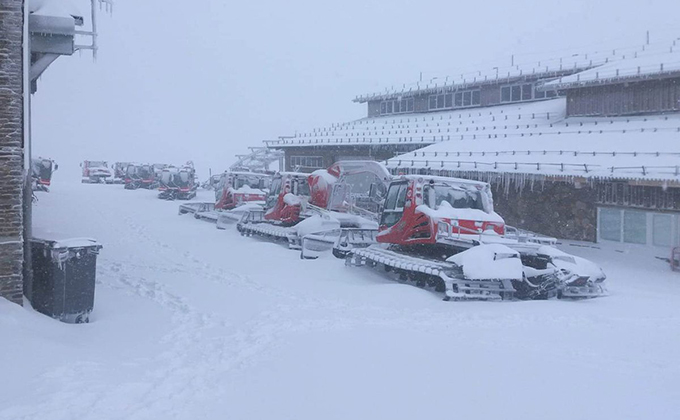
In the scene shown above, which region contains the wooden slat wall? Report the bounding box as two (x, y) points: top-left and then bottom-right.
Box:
(567, 78), (680, 117)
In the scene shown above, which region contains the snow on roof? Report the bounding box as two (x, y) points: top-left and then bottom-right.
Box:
(385, 102), (680, 184)
(30, 0), (82, 19)
(229, 171), (270, 177)
(353, 40), (676, 103)
(265, 99), (566, 149)
(397, 174), (490, 189)
(545, 42), (680, 89)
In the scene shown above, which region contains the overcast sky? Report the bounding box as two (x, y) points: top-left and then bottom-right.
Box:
(31, 0), (680, 179)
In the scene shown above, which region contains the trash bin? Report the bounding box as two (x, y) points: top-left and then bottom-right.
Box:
(28, 237), (102, 323)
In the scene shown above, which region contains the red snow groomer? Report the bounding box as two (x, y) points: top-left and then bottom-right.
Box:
(237, 161), (393, 259)
(112, 162), (131, 184)
(181, 171), (272, 225)
(305, 161), (392, 258)
(236, 172), (316, 248)
(158, 165), (197, 200)
(81, 160), (113, 184)
(124, 164), (156, 190)
(215, 172), (269, 211)
(31, 157), (57, 191)
(347, 175), (607, 301)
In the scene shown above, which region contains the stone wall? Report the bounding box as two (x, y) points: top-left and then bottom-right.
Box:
(0, 0), (25, 304)
(491, 181), (598, 242)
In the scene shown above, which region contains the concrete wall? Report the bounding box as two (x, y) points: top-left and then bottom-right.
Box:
(0, 0), (25, 304)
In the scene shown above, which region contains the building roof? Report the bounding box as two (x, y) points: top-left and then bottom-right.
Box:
(544, 42), (680, 90)
(30, 0), (82, 19)
(265, 99), (567, 149)
(384, 99), (680, 184)
(352, 41), (674, 104)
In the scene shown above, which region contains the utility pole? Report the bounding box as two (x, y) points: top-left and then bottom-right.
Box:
(646, 30), (650, 46)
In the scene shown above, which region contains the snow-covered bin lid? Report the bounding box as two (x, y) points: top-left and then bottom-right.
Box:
(31, 236), (102, 250)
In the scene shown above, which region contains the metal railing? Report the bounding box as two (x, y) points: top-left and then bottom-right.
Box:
(389, 159), (680, 177)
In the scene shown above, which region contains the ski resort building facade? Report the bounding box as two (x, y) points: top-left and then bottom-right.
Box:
(0, 1), (109, 304)
(266, 42), (680, 254)
(0, 0), (25, 304)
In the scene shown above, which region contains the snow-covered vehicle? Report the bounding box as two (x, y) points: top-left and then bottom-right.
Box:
(237, 162), (392, 259)
(124, 164), (156, 190)
(31, 157), (57, 191)
(178, 171), (271, 225)
(152, 163), (171, 183)
(236, 172), (342, 254)
(112, 162), (131, 184)
(303, 161), (392, 258)
(158, 165), (197, 200)
(201, 174), (222, 190)
(81, 160), (113, 184)
(346, 175), (607, 300)
(215, 171), (269, 211)
(213, 171), (270, 226)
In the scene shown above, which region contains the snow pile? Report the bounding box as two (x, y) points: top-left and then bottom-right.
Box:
(30, 0), (81, 18)
(3, 183), (680, 419)
(447, 244), (523, 280)
(293, 215), (341, 237)
(310, 169), (338, 186)
(283, 193), (302, 206)
(539, 245), (606, 280)
(416, 202), (504, 223)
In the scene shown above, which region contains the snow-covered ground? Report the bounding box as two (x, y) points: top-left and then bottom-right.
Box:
(2, 182), (680, 420)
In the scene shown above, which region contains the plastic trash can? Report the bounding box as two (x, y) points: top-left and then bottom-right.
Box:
(29, 237), (102, 323)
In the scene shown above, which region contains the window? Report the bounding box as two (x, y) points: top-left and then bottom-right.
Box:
(290, 156), (323, 169)
(382, 182), (408, 227)
(623, 211), (647, 244)
(502, 82), (559, 103)
(511, 85), (521, 102)
(501, 86), (511, 102)
(463, 91), (472, 106)
(599, 208), (622, 241)
(423, 185), (485, 211)
(652, 214), (672, 247)
(429, 89), (480, 110)
(472, 90), (481, 105)
(379, 98), (415, 115)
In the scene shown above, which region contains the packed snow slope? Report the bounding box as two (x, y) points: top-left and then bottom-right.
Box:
(2, 182), (680, 420)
